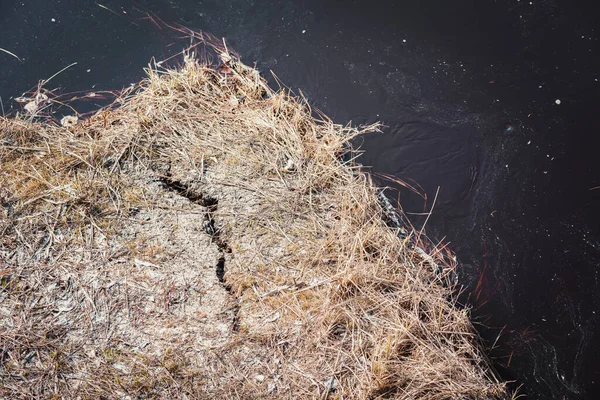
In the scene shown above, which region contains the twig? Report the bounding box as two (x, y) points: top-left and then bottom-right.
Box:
(0, 47), (21, 62)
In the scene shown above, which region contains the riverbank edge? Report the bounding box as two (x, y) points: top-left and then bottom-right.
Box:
(0, 39), (509, 399)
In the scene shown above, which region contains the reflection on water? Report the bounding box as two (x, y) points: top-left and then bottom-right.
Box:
(357, 121), (480, 220)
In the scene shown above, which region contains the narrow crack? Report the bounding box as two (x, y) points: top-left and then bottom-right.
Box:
(158, 177), (230, 268)
(158, 176), (239, 331)
(215, 256), (225, 283)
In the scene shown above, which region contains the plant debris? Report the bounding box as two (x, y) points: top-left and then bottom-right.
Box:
(0, 37), (509, 399)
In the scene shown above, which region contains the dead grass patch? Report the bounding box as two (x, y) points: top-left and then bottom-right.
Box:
(1, 37), (509, 399)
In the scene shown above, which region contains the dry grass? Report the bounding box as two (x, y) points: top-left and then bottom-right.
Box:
(1, 37), (509, 399)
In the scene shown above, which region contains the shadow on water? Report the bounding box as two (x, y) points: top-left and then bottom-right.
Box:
(1, 0), (600, 398)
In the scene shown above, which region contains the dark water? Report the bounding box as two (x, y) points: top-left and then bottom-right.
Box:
(1, 1), (599, 398)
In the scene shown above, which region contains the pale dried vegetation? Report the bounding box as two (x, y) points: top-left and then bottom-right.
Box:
(0, 38), (509, 399)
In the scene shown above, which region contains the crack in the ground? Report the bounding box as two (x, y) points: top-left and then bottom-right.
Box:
(215, 255), (225, 283)
(158, 176), (240, 331)
(158, 177), (229, 250)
